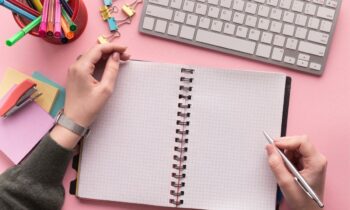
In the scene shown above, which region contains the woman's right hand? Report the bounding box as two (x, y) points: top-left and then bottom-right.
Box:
(266, 136), (327, 210)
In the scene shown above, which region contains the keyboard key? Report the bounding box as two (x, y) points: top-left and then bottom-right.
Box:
(258, 5), (270, 17)
(142, 17), (155, 30)
(220, 0), (232, 8)
(233, 12), (245, 24)
(298, 53), (310, 61)
(183, 0), (195, 12)
(248, 29), (261, 41)
(292, 0), (304, 12)
(186, 14), (198, 26)
(305, 3), (316, 15)
(220, 9), (233, 21)
(286, 38), (298, 50)
(297, 59), (308, 67)
(245, 2), (257, 14)
(196, 29), (256, 54)
(256, 43), (272, 58)
(155, 19), (167, 33)
(232, 0), (245, 11)
(317, 7), (335, 20)
(320, 20), (332, 32)
(270, 8), (282, 20)
(246, 15), (257, 27)
(295, 27), (307, 39)
(266, 0), (278, 6)
(298, 41), (326, 56)
(223, 23), (236, 35)
(284, 56), (296, 64)
(254, 0), (265, 3)
(295, 14), (307, 26)
(174, 11), (186, 23)
(199, 17), (211, 28)
(257, 18), (270, 30)
(208, 0), (219, 5)
(149, 0), (169, 6)
(308, 17), (320, 29)
(211, 20), (224, 32)
(282, 24), (295, 36)
(326, 0), (337, 8)
(195, 3), (207, 15)
(167, 22), (180, 36)
(236, 26), (248, 38)
(180, 25), (195, 39)
(308, 30), (329, 44)
(283, 11), (295, 23)
(271, 47), (284, 61)
(279, 0), (292, 9)
(170, 0), (182, 8)
(146, 5), (173, 20)
(261, 32), (273, 44)
(313, 0), (325, 5)
(273, 35), (286, 47)
(208, 6), (220, 18)
(270, 21), (282, 33)
(310, 62), (322, 70)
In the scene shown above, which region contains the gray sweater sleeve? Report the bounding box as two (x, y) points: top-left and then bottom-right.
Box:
(0, 134), (73, 210)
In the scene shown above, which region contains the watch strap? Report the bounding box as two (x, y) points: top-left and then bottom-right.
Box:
(55, 110), (90, 137)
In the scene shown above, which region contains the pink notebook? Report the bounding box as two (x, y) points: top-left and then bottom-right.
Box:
(0, 86), (54, 164)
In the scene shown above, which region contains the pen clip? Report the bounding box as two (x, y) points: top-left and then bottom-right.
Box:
(294, 177), (313, 199)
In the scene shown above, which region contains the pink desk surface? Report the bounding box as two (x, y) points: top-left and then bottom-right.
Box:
(0, 1), (349, 209)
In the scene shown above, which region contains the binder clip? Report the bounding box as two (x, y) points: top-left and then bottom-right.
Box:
(97, 32), (120, 44)
(100, 5), (118, 21)
(107, 16), (131, 32)
(0, 79), (42, 118)
(121, 0), (143, 18)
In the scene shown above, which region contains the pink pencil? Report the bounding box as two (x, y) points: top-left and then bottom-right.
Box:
(38, 0), (50, 37)
(53, 0), (61, 38)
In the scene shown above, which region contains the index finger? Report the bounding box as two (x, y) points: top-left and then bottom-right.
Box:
(81, 44), (127, 65)
(274, 135), (318, 158)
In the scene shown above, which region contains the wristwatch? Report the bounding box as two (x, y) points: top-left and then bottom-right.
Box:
(54, 109), (90, 138)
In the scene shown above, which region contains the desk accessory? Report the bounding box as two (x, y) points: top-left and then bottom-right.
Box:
(70, 61), (291, 210)
(0, 79), (41, 118)
(139, 0), (342, 75)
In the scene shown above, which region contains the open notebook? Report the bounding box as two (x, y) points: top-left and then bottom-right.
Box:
(71, 61), (291, 210)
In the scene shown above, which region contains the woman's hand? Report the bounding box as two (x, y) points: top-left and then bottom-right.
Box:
(50, 43), (130, 149)
(266, 136), (327, 210)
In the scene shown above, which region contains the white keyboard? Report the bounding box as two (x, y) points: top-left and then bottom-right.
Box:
(139, 0), (341, 75)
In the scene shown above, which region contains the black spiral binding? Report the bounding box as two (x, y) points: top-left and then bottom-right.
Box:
(169, 68), (194, 207)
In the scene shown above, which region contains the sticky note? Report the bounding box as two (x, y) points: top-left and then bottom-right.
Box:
(32, 72), (66, 117)
(0, 85), (54, 164)
(0, 69), (59, 113)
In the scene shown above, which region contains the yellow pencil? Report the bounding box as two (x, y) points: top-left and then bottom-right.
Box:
(31, 0), (43, 12)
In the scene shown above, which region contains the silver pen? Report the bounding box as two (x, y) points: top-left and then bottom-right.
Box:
(263, 131), (324, 208)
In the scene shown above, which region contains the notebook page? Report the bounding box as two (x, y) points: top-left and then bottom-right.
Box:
(182, 68), (286, 210)
(77, 61), (181, 207)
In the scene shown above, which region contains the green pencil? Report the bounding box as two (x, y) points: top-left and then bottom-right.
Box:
(6, 16), (42, 46)
(62, 8), (77, 32)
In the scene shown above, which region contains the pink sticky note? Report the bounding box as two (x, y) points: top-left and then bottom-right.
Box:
(0, 86), (54, 164)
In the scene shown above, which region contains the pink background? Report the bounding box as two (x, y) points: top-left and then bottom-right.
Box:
(0, 0), (349, 209)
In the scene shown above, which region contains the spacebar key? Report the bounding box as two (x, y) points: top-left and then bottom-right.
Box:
(195, 29), (256, 54)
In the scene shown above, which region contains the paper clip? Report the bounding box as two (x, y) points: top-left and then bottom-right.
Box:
(121, 0), (143, 18)
(103, 0), (117, 6)
(100, 5), (118, 21)
(0, 79), (42, 118)
(107, 16), (131, 32)
(97, 32), (120, 44)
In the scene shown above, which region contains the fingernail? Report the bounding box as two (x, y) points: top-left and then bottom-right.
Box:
(113, 52), (120, 61)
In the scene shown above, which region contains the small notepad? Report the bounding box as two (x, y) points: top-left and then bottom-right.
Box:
(74, 61), (291, 210)
(0, 85), (54, 164)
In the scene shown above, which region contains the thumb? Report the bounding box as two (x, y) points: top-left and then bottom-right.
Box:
(100, 52), (120, 92)
(266, 144), (295, 188)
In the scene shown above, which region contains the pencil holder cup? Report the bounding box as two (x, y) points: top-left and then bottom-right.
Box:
(13, 0), (88, 44)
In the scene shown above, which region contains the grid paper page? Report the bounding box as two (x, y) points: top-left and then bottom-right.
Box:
(182, 68), (287, 210)
(77, 61), (182, 207)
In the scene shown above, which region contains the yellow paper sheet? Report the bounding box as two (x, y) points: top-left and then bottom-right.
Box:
(0, 68), (59, 113)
